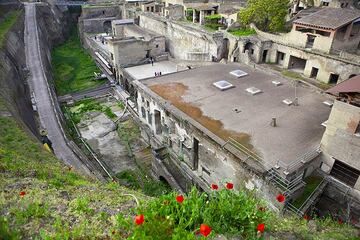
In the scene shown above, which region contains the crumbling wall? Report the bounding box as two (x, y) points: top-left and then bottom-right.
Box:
(135, 85), (283, 210)
(139, 13), (220, 61)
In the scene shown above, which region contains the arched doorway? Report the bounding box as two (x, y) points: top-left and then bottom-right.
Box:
(349, 74), (357, 79)
(103, 20), (111, 34)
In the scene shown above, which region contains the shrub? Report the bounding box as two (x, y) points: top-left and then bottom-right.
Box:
(128, 187), (270, 239)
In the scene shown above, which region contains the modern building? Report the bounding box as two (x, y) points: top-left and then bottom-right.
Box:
(131, 62), (333, 208)
(235, 8), (360, 84)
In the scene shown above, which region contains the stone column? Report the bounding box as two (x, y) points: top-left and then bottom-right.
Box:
(199, 10), (204, 25)
(193, 10), (196, 23)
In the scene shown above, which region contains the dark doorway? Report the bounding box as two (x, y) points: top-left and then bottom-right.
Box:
(222, 38), (230, 60)
(310, 67), (319, 78)
(330, 160), (360, 187)
(103, 20), (111, 33)
(289, 55), (307, 70)
(243, 42), (254, 53)
(349, 74), (357, 79)
(329, 73), (339, 84)
(154, 110), (162, 134)
(276, 51), (285, 64)
(145, 50), (151, 58)
(306, 34), (316, 48)
(192, 138), (199, 170)
(262, 50), (268, 63)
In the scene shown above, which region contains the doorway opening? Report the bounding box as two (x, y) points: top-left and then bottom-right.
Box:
(329, 73), (339, 84)
(310, 67), (319, 79)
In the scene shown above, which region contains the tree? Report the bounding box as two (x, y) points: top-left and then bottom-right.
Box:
(239, 0), (289, 32)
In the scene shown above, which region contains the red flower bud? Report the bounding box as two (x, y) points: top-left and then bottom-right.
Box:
(199, 224), (212, 237)
(134, 214), (144, 225)
(257, 223), (265, 233)
(304, 214), (310, 221)
(276, 194), (285, 203)
(19, 191), (26, 197)
(226, 182), (234, 190)
(259, 206), (266, 212)
(176, 195), (184, 204)
(211, 184), (218, 190)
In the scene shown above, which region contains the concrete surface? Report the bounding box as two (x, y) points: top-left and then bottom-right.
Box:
(24, 3), (91, 175)
(141, 63), (332, 168)
(125, 61), (184, 80)
(78, 112), (136, 174)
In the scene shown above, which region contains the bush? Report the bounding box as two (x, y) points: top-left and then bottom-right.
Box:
(128, 187), (270, 239)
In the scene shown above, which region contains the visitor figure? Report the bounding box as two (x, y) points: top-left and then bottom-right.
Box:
(155, 72), (157, 76)
(150, 57), (154, 66)
(160, 72), (162, 76)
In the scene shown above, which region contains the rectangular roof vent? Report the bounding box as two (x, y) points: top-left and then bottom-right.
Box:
(246, 87), (262, 95)
(272, 80), (282, 86)
(213, 80), (235, 91)
(323, 100), (333, 107)
(230, 70), (248, 78)
(283, 99), (293, 105)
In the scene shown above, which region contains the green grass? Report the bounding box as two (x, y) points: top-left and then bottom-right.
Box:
(0, 11), (20, 48)
(68, 98), (117, 124)
(52, 28), (105, 95)
(292, 176), (323, 209)
(0, 112), (147, 239)
(228, 28), (257, 37)
(281, 70), (307, 81)
(204, 23), (224, 32)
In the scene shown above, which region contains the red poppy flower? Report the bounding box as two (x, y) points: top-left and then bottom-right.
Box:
(176, 195), (184, 204)
(259, 206), (266, 212)
(257, 223), (265, 233)
(276, 194), (285, 203)
(199, 224), (212, 237)
(304, 215), (310, 221)
(134, 214), (144, 225)
(338, 219), (343, 224)
(226, 182), (234, 190)
(19, 191), (26, 197)
(211, 184), (218, 190)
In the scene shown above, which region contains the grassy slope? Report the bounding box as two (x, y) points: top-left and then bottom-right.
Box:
(0, 114), (147, 239)
(52, 28), (105, 95)
(0, 110), (358, 239)
(0, 10), (20, 48)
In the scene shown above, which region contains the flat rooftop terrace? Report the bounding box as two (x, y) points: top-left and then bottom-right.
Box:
(125, 61), (186, 80)
(139, 63), (332, 169)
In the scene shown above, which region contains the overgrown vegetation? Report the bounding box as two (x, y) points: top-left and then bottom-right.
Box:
(186, 8), (193, 21)
(228, 28), (257, 37)
(292, 176), (323, 209)
(0, 10), (20, 48)
(239, 0), (288, 32)
(116, 169), (172, 197)
(52, 28), (105, 95)
(67, 98), (117, 124)
(0, 114), (147, 239)
(204, 14), (224, 31)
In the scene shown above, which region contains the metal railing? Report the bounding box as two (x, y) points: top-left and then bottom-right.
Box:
(275, 146), (321, 174)
(267, 168), (305, 197)
(286, 177), (328, 216)
(225, 137), (263, 163)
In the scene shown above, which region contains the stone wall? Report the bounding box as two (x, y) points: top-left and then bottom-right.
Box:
(320, 100), (360, 177)
(134, 82), (284, 210)
(109, 35), (166, 67)
(138, 13), (221, 61)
